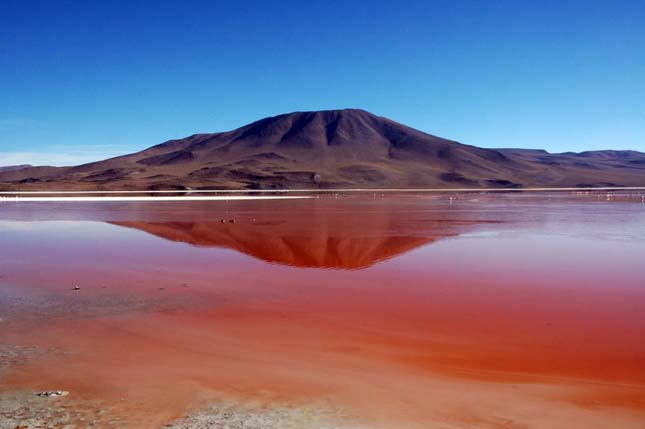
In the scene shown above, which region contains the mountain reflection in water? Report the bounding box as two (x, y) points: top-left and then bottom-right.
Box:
(109, 199), (496, 269)
(1, 194), (645, 429)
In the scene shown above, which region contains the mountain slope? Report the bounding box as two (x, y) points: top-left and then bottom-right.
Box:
(0, 164), (32, 173)
(1, 109), (644, 190)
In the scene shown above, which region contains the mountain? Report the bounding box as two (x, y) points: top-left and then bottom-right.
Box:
(1, 109), (643, 190)
(0, 164), (32, 173)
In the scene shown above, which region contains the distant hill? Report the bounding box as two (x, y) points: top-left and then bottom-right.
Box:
(1, 109), (643, 190)
(0, 164), (32, 173)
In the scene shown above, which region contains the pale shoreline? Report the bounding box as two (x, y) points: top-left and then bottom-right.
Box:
(0, 195), (314, 202)
(1, 187), (643, 202)
(0, 186), (644, 196)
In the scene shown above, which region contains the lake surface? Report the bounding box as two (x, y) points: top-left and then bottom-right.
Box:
(1, 192), (644, 428)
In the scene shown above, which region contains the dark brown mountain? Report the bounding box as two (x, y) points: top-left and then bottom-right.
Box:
(1, 109), (643, 190)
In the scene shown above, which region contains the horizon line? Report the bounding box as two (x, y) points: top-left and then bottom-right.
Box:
(1, 186), (645, 197)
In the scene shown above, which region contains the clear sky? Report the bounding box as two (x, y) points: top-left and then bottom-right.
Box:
(1, 0), (644, 166)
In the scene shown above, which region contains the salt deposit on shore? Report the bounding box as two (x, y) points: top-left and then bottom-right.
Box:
(0, 195), (313, 202)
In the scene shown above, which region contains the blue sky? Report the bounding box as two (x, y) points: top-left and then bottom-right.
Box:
(1, 0), (644, 166)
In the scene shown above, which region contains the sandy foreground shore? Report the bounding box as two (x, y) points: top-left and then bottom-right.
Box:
(0, 390), (361, 429)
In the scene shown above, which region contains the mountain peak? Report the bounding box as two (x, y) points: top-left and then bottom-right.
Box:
(270, 108), (373, 118)
(1, 110), (644, 191)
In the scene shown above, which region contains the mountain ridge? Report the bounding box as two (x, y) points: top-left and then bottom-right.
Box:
(1, 109), (643, 190)
(0, 164), (33, 173)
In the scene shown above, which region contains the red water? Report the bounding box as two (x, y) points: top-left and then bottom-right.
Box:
(1, 193), (644, 428)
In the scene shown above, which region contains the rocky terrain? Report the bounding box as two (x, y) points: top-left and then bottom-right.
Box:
(165, 402), (360, 429)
